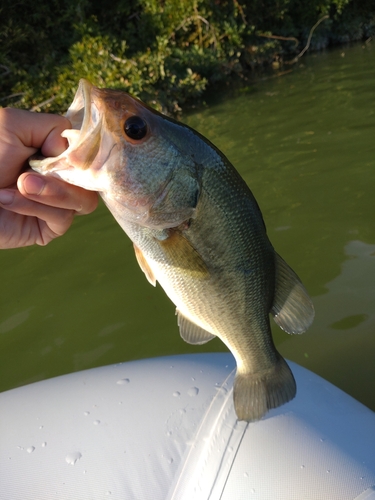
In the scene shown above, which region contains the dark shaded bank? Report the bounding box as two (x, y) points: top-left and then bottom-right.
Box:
(1, 0), (374, 113)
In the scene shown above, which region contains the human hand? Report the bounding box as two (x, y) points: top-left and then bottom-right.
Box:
(0, 108), (98, 249)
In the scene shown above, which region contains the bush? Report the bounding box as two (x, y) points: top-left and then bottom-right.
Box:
(1, 0), (374, 113)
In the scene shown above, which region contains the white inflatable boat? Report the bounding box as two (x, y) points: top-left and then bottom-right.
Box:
(1, 353), (374, 499)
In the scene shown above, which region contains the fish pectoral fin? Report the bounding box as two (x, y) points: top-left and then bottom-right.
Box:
(159, 230), (209, 279)
(133, 244), (157, 286)
(271, 253), (315, 334)
(177, 310), (216, 345)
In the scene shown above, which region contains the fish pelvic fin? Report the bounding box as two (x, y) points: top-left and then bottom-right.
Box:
(177, 310), (216, 345)
(133, 244), (157, 286)
(233, 356), (296, 422)
(271, 253), (315, 334)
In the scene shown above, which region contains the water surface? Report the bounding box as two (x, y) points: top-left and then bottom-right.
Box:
(1, 43), (374, 410)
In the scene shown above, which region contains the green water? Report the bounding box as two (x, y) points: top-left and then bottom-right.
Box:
(1, 43), (374, 411)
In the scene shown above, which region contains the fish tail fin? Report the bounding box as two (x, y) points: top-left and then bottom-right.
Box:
(233, 356), (296, 422)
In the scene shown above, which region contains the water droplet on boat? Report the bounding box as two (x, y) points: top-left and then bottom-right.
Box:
(244, 472), (249, 478)
(117, 378), (130, 385)
(42, 442), (47, 448)
(26, 446), (35, 454)
(84, 411), (90, 416)
(93, 420), (101, 425)
(188, 387), (199, 397)
(251, 488), (256, 494)
(173, 391), (180, 397)
(168, 458), (174, 464)
(65, 452), (82, 465)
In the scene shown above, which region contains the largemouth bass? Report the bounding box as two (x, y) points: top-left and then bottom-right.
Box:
(30, 79), (314, 421)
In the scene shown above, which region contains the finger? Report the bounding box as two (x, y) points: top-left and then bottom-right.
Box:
(0, 208), (28, 249)
(0, 109), (71, 187)
(0, 188), (75, 237)
(0, 108), (71, 156)
(17, 172), (98, 215)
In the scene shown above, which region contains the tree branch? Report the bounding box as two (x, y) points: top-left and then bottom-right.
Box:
(286, 15), (329, 64)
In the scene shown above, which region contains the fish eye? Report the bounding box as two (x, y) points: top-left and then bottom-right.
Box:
(124, 116), (147, 140)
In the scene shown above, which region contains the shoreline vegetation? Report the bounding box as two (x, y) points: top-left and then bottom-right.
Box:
(1, 0), (374, 115)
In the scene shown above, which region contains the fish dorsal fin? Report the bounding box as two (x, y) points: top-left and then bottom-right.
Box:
(133, 244), (156, 286)
(177, 310), (216, 345)
(271, 253), (315, 334)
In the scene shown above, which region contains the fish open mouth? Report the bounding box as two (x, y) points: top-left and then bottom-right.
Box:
(29, 79), (102, 177)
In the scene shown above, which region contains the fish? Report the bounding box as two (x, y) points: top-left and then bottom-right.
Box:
(30, 79), (314, 421)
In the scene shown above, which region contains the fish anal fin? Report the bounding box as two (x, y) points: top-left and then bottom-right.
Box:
(271, 253), (315, 334)
(133, 244), (156, 286)
(177, 310), (216, 345)
(234, 356), (296, 421)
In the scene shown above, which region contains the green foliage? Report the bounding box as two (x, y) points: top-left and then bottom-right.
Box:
(1, 0), (374, 113)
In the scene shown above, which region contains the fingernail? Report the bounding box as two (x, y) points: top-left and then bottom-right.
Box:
(23, 174), (46, 195)
(0, 190), (15, 205)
